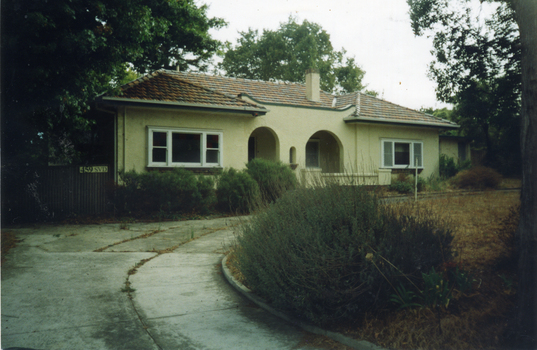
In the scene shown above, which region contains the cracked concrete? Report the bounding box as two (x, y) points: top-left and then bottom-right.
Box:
(2, 216), (337, 350)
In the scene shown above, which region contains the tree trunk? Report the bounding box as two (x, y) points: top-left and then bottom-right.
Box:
(511, 1), (537, 348)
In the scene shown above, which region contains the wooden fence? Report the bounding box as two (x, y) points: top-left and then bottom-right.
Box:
(2, 165), (113, 223)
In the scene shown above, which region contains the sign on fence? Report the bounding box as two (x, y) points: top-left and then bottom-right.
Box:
(79, 165), (109, 173)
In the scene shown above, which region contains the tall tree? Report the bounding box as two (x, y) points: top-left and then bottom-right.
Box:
(409, 0), (521, 169)
(1, 0), (225, 166)
(408, 0), (536, 347)
(510, 1), (537, 347)
(220, 17), (366, 94)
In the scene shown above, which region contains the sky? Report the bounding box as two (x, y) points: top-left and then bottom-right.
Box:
(204, 0), (447, 111)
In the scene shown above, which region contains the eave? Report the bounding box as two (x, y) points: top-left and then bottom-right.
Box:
(343, 116), (460, 130)
(97, 96), (268, 116)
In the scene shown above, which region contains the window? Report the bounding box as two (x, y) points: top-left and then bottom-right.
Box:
(306, 139), (320, 168)
(148, 127), (223, 167)
(382, 139), (423, 168)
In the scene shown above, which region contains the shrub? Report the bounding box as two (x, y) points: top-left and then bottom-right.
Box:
(389, 173), (424, 193)
(451, 166), (502, 190)
(440, 154), (459, 178)
(116, 168), (216, 215)
(246, 158), (297, 202)
(234, 184), (453, 325)
(216, 168), (260, 213)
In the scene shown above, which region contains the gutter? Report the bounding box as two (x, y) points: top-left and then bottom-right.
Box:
(98, 96), (268, 116)
(343, 116), (460, 130)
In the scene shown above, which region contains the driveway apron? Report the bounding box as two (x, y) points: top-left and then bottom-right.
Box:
(1, 217), (326, 350)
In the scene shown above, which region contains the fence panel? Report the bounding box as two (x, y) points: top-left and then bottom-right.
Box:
(2, 165), (113, 223)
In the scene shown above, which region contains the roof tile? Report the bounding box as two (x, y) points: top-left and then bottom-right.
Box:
(114, 70), (457, 128)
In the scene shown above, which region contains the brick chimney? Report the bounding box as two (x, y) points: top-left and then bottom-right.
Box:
(305, 69), (320, 102)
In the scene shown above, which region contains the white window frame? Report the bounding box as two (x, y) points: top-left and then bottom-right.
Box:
(147, 127), (223, 168)
(381, 138), (423, 169)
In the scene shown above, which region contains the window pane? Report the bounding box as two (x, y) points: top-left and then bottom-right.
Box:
(383, 141), (393, 167)
(206, 134), (219, 149)
(152, 148), (166, 163)
(306, 141), (319, 168)
(413, 143), (423, 167)
(206, 150), (219, 163)
(394, 143), (410, 165)
(172, 133), (201, 163)
(153, 132), (167, 147)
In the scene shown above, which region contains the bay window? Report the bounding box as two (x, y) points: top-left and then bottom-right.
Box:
(148, 127), (223, 167)
(382, 139), (423, 168)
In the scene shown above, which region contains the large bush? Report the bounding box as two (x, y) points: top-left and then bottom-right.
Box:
(246, 158), (297, 202)
(116, 168), (215, 215)
(216, 168), (260, 213)
(234, 184), (453, 325)
(451, 166), (502, 190)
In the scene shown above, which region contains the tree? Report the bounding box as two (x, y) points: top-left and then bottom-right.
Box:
(1, 0), (225, 166)
(219, 17), (366, 94)
(409, 0), (521, 170)
(510, 1), (537, 348)
(408, 0), (536, 347)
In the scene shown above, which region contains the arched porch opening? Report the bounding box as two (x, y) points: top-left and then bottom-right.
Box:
(248, 127), (279, 163)
(305, 130), (342, 173)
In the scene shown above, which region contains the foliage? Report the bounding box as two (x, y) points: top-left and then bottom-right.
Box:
(388, 173), (424, 194)
(115, 168), (216, 215)
(408, 0), (521, 171)
(1, 0), (225, 166)
(439, 154), (459, 179)
(439, 154), (472, 179)
(389, 284), (421, 310)
(216, 168), (260, 214)
(220, 17), (366, 94)
(451, 166), (502, 190)
(234, 184), (453, 325)
(246, 158), (297, 203)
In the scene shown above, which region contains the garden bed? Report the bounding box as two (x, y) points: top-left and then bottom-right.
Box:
(227, 190), (520, 350)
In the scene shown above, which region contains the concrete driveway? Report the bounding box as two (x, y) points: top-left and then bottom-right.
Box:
(1, 217), (342, 350)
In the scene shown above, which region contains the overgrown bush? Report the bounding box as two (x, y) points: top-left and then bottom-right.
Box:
(216, 168), (260, 213)
(115, 168), (216, 215)
(246, 158), (297, 202)
(451, 166), (502, 190)
(234, 184), (453, 325)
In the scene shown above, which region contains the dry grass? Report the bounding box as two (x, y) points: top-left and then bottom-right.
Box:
(342, 191), (520, 349)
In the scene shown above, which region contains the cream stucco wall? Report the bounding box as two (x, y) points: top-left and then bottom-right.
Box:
(115, 102), (443, 181)
(440, 138), (459, 160)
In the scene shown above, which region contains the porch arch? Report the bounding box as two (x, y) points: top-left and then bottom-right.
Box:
(248, 127), (280, 162)
(305, 130), (343, 173)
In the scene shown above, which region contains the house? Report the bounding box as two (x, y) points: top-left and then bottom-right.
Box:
(95, 69), (459, 185)
(439, 135), (472, 165)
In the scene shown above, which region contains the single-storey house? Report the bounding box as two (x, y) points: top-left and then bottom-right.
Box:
(95, 69), (459, 185)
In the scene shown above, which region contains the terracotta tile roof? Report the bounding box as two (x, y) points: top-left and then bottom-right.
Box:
(114, 71), (265, 110)
(355, 92), (457, 127)
(111, 69), (457, 128)
(168, 70), (335, 108)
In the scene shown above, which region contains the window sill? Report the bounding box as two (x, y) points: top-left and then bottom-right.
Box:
(147, 166), (223, 175)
